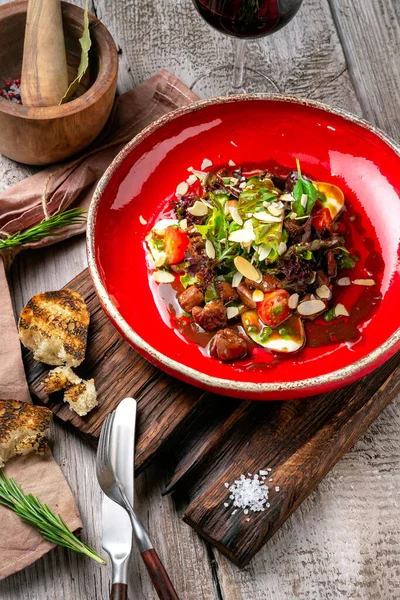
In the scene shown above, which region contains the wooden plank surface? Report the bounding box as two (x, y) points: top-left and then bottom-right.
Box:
(1, 0), (399, 598)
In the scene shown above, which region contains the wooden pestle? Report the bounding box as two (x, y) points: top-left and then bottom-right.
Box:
(21, 0), (69, 106)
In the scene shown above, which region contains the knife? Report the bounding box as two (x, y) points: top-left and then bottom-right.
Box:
(102, 398), (136, 600)
(110, 398), (180, 600)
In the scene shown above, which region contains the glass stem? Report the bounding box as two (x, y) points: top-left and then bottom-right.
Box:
(232, 39), (247, 91)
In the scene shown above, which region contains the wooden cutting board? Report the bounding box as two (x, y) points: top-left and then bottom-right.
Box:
(24, 268), (400, 567)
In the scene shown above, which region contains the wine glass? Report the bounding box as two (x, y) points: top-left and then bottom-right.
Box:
(191, 0), (304, 95)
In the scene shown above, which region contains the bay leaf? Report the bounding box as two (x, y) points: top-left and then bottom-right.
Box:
(59, 0), (92, 104)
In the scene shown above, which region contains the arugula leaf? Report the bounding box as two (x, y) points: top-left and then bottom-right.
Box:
(204, 283), (219, 302)
(180, 274), (198, 289)
(293, 159), (318, 217)
(324, 307), (337, 322)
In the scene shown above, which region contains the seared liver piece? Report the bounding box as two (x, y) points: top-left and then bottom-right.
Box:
(237, 283), (257, 309)
(327, 251), (337, 277)
(215, 281), (239, 303)
(244, 274), (280, 294)
(177, 285), (204, 313)
(192, 300), (227, 331)
(209, 328), (248, 361)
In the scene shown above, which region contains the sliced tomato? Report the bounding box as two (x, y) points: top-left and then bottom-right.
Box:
(164, 226), (189, 265)
(312, 208), (333, 233)
(257, 289), (291, 328)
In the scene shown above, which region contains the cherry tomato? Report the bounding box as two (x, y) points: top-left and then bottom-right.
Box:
(257, 289), (291, 328)
(313, 207), (332, 233)
(164, 226), (189, 265)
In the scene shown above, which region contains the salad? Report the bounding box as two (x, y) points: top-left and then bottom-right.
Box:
(145, 160), (375, 362)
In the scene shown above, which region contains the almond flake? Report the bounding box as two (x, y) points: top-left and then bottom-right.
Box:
(228, 159), (236, 166)
(252, 290), (264, 303)
(267, 205), (282, 217)
(205, 239), (216, 259)
(187, 166), (194, 172)
(307, 271), (317, 284)
(243, 219), (254, 232)
(179, 219), (188, 231)
(186, 174), (197, 185)
(337, 277), (351, 286)
(154, 253), (167, 268)
(353, 279), (376, 286)
(280, 193), (295, 203)
(252, 212), (282, 223)
(230, 140), (238, 147)
(232, 271), (243, 288)
(297, 299), (326, 316)
(139, 215), (147, 225)
(300, 194), (308, 209)
(234, 256), (261, 282)
(230, 206), (243, 225)
(239, 181), (247, 189)
(176, 181), (189, 196)
(201, 158), (213, 170)
(228, 229), (255, 244)
(258, 245), (271, 262)
(201, 199), (214, 209)
(152, 270), (175, 283)
(227, 306), (239, 320)
(152, 218), (179, 234)
(187, 201), (209, 217)
(278, 242), (287, 256)
(335, 303), (350, 317)
(288, 293), (299, 309)
(316, 285), (332, 300)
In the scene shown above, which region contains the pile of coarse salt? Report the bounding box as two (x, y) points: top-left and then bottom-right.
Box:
(223, 469), (278, 520)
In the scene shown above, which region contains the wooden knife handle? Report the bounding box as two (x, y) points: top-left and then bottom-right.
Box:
(141, 549), (180, 600)
(110, 583), (128, 600)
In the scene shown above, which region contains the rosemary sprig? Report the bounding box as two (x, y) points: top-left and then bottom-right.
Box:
(0, 470), (106, 565)
(0, 208), (86, 250)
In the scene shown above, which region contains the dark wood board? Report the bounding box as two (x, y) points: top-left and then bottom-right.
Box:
(23, 267), (400, 567)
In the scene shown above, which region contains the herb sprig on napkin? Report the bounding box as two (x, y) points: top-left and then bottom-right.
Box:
(0, 470), (106, 564)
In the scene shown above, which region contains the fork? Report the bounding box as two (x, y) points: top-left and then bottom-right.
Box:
(97, 412), (180, 600)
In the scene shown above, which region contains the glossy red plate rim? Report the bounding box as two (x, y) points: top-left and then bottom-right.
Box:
(87, 94), (400, 397)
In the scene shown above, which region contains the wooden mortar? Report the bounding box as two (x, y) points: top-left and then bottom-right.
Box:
(0, 0), (118, 165)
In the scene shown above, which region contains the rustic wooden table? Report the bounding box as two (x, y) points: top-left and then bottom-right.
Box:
(1, 0), (399, 598)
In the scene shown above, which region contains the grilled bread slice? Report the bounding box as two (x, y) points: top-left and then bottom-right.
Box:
(42, 366), (98, 417)
(18, 289), (90, 367)
(0, 400), (52, 467)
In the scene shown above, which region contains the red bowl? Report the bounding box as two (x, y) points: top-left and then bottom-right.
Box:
(87, 96), (400, 400)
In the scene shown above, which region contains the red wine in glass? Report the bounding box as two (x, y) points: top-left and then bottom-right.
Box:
(191, 0), (304, 92)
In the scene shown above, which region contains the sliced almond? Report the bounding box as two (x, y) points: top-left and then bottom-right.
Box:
(239, 181), (247, 189)
(228, 159), (236, 166)
(205, 239), (216, 259)
(252, 290), (264, 303)
(335, 303), (350, 317)
(186, 174), (197, 185)
(252, 212), (282, 223)
(300, 194), (308, 209)
(201, 199), (214, 209)
(152, 218), (179, 234)
(316, 285), (332, 300)
(179, 218), (188, 231)
(176, 181), (189, 196)
(267, 205), (282, 217)
(353, 279), (376, 286)
(154, 253), (167, 268)
(228, 229), (255, 244)
(230, 140), (238, 147)
(139, 215), (147, 225)
(230, 206), (243, 225)
(280, 193), (295, 202)
(232, 271), (243, 288)
(227, 306), (239, 320)
(187, 200), (209, 217)
(201, 158), (213, 170)
(307, 271), (317, 284)
(152, 270), (175, 284)
(234, 256), (261, 282)
(278, 242), (287, 256)
(258, 245), (271, 262)
(288, 293), (299, 310)
(243, 219), (254, 232)
(337, 277), (351, 286)
(297, 299), (326, 316)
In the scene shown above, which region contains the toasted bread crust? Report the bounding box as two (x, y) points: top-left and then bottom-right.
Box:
(0, 400), (52, 466)
(18, 289), (90, 367)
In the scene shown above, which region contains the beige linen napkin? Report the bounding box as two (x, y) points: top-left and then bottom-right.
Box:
(0, 70), (197, 580)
